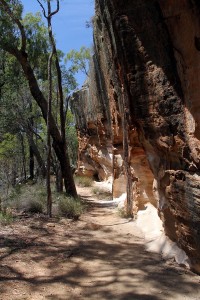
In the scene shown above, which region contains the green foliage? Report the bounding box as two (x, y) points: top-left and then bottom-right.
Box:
(0, 1), (82, 200)
(8, 183), (22, 201)
(65, 46), (91, 76)
(0, 211), (13, 225)
(0, 0), (23, 50)
(23, 12), (49, 79)
(58, 195), (83, 220)
(2, 179), (87, 218)
(61, 65), (78, 93)
(0, 11), (49, 185)
(8, 182), (46, 213)
(0, 133), (18, 158)
(74, 176), (93, 187)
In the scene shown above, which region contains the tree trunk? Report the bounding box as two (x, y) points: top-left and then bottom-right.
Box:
(28, 135), (46, 178)
(28, 104), (34, 179)
(19, 133), (27, 181)
(55, 165), (63, 193)
(29, 145), (34, 179)
(46, 8), (53, 217)
(46, 0), (76, 198)
(14, 50), (77, 197)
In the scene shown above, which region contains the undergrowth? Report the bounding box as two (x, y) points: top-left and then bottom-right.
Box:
(3, 181), (85, 219)
(117, 207), (132, 218)
(0, 211), (13, 225)
(58, 195), (84, 220)
(7, 182), (46, 214)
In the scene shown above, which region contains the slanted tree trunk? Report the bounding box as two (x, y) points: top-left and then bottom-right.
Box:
(0, 0), (77, 197)
(55, 165), (63, 193)
(19, 51), (77, 196)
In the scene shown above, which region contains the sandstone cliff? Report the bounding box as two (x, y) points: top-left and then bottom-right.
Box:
(72, 0), (200, 274)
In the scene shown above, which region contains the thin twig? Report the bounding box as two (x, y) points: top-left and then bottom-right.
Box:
(36, 0), (48, 19)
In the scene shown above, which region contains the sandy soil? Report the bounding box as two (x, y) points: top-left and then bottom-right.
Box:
(0, 185), (200, 300)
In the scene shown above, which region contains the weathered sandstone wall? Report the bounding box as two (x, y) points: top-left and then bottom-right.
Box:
(72, 0), (200, 273)
(71, 60), (113, 182)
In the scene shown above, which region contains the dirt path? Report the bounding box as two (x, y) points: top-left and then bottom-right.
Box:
(0, 186), (200, 300)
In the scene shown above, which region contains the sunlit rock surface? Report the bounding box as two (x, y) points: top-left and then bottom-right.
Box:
(72, 0), (200, 273)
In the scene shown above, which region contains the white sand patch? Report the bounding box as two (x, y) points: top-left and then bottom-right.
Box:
(92, 182), (190, 269)
(136, 203), (190, 268)
(113, 193), (127, 207)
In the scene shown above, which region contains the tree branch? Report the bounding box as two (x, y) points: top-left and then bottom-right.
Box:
(36, 0), (48, 19)
(49, 0), (59, 18)
(37, 0), (59, 19)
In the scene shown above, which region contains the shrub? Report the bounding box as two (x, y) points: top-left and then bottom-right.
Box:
(117, 207), (133, 219)
(25, 200), (43, 213)
(7, 183), (46, 214)
(58, 196), (83, 220)
(0, 211), (13, 225)
(118, 207), (128, 218)
(74, 176), (93, 187)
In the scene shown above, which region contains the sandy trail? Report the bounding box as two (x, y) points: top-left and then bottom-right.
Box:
(0, 185), (199, 300)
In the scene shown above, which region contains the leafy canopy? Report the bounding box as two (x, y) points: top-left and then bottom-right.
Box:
(65, 46), (91, 77)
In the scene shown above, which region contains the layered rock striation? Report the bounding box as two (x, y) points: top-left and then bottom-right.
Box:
(72, 0), (200, 273)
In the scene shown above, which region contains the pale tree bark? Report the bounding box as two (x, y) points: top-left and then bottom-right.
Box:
(46, 51), (53, 216)
(46, 2), (54, 218)
(29, 108), (35, 179)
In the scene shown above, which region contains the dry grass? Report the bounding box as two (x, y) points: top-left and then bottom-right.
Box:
(57, 195), (84, 220)
(74, 176), (93, 187)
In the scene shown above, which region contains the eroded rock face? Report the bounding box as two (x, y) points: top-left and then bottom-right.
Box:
(72, 0), (200, 273)
(71, 63), (113, 182)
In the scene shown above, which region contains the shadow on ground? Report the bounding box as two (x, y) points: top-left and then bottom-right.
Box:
(0, 198), (199, 300)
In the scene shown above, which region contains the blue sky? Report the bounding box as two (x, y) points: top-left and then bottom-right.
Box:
(21, 0), (94, 86)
